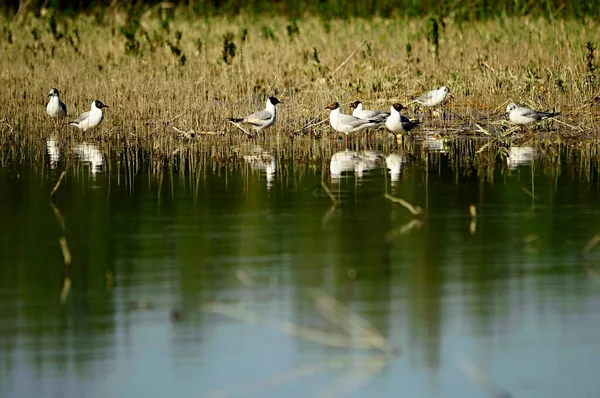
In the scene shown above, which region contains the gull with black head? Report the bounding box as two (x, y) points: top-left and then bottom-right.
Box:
(46, 88), (67, 119)
(68, 100), (109, 132)
(228, 96), (281, 137)
(385, 103), (421, 137)
(325, 102), (381, 147)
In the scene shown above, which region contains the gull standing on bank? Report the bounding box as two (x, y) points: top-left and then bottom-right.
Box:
(68, 100), (109, 132)
(46, 88), (67, 119)
(385, 103), (421, 137)
(325, 102), (381, 146)
(411, 86), (452, 107)
(228, 96), (281, 136)
(505, 103), (560, 125)
(349, 100), (389, 123)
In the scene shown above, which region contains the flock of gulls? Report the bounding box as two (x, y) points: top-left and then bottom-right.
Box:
(46, 86), (561, 143)
(45, 86), (547, 183)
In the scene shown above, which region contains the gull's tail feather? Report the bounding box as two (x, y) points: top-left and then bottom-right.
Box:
(228, 118), (244, 123)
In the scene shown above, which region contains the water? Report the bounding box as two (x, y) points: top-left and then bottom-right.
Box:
(2, 137), (600, 398)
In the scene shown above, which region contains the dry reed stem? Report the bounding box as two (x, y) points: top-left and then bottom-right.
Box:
(330, 40), (367, 77)
(521, 187), (538, 199)
(209, 356), (358, 398)
(385, 219), (422, 241)
(469, 204), (477, 235)
(322, 180), (338, 205)
(50, 170), (67, 202)
(456, 355), (512, 398)
(308, 288), (389, 352)
(205, 301), (377, 349)
(318, 355), (390, 398)
(235, 269), (255, 288)
(60, 277), (71, 304)
(580, 234), (600, 280)
(383, 193), (423, 215)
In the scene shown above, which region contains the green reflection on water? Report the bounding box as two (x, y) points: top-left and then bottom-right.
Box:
(1, 137), (600, 397)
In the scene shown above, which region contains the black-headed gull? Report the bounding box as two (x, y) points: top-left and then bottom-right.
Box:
(505, 103), (560, 125)
(68, 100), (108, 131)
(325, 102), (381, 146)
(46, 88), (67, 118)
(228, 96), (281, 135)
(385, 103), (421, 136)
(349, 100), (389, 123)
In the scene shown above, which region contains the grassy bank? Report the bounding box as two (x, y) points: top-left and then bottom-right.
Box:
(0, 9), (599, 159)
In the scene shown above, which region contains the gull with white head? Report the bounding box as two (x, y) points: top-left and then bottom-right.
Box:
(228, 96), (281, 136)
(325, 102), (381, 147)
(412, 86), (452, 108)
(46, 88), (67, 119)
(505, 103), (560, 126)
(68, 100), (109, 132)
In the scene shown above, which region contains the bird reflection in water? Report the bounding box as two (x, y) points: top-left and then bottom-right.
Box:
(506, 146), (541, 170)
(243, 149), (276, 189)
(329, 150), (385, 179)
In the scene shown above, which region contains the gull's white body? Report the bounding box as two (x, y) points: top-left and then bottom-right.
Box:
(229, 97), (280, 133)
(243, 151), (276, 188)
(386, 153), (408, 182)
(385, 105), (420, 135)
(330, 150), (384, 178)
(69, 101), (105, 131)
(414, 86), (451, 107)
(506, 103), (559, 125)
(328, 105), (380, 135)
(351, 102), (389, 123)
(507, 146), (539, 169)
(46, 89), (67, 118)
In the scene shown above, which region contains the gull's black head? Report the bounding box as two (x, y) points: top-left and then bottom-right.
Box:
(48, 88), (59, 97)
(94, 100), (109, 109)
(349, 100), (362, 109)
(392, 103), (407, 112)
(269, 96), (281, 105)
(325, 102), (340, 110)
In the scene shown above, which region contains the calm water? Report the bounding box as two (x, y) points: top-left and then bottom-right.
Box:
(2, 137), (600, 398)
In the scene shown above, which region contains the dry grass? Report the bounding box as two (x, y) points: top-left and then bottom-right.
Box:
(1, 11), (599, 146)
(0, 11), (599, 184)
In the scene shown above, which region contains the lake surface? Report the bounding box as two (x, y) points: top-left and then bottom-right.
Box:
(2, 136), (600, 398)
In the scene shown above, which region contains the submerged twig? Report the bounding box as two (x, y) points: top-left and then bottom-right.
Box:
(456, 355), (513, 398)
(383, 193), (423, 215)
(322, 180), (338, 205)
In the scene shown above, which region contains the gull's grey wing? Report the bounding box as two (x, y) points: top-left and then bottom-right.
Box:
(517, 107), (551, 120)
(356, 109), (380, 119)
(70, 111), (90, 124)
(60, 101), (67, 115)
(338, 113), (372, 128)
(245, 109), (273, 126)
(415, 90), (435, 102)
